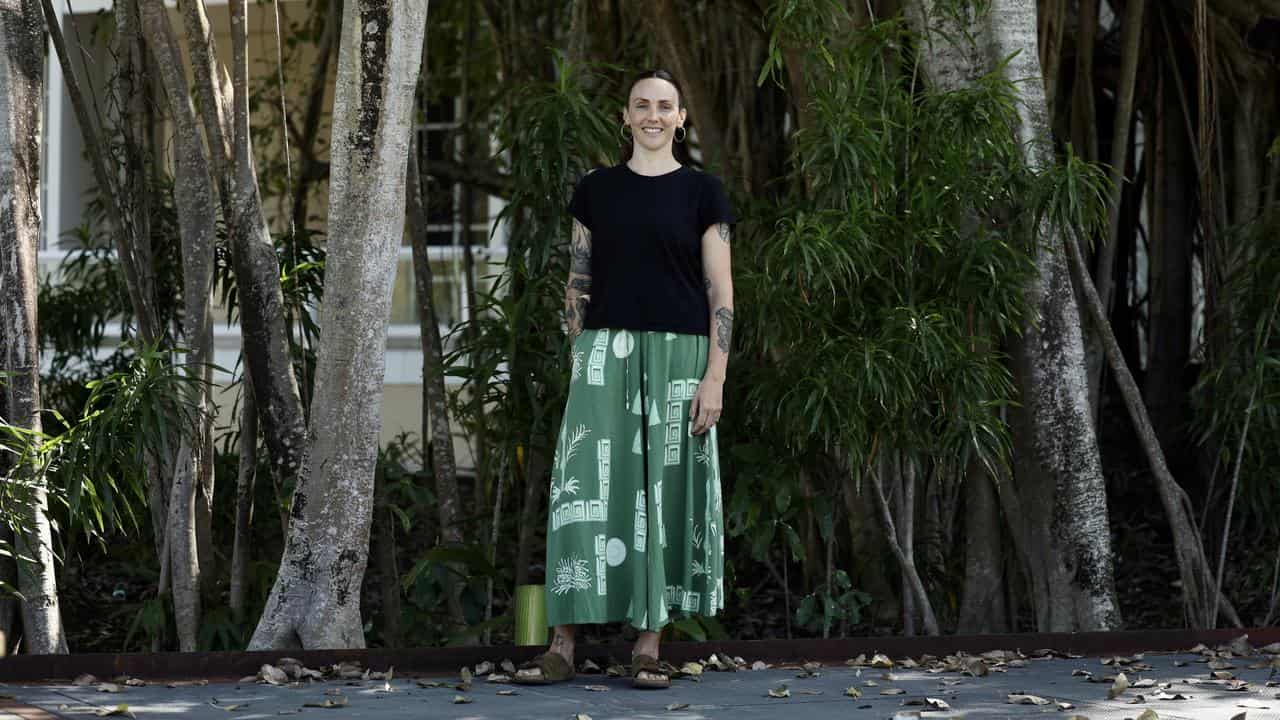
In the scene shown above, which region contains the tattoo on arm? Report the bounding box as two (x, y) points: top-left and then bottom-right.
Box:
(570, 276), (593, 293)
(704, 276), (712, 294)
(716, 222), (731, 246)
(571, 223), (592, 275)
(714, 307), (733, 354)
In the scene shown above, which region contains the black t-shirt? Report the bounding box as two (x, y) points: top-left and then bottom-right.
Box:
(568, 163), (735, 337)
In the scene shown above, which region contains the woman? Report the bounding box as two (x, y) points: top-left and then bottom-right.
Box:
(514, 69), (735, 690)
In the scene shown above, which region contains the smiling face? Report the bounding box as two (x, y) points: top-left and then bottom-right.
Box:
(623, 77), (686, 154)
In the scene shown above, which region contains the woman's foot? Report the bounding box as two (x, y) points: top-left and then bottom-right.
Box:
(514, 629), (576, 684)
(631, 631), (669, 689)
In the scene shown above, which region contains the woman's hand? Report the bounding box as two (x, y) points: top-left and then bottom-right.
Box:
(689, 376), (723, 436)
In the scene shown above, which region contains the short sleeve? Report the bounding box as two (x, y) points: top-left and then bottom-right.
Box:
(699, 174), (735, 233)
(568, 171), (592, 229)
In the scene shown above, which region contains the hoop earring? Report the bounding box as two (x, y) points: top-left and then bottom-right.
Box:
(620, 123), (633, 140)
(674, 126), (686, 143)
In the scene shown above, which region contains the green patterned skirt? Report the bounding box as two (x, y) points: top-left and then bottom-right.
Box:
(544, 327), (725, 631)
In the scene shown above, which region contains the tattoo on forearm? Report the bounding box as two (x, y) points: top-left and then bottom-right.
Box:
(571, 226), (592, 275)
(716, 223), (731, 246)
(570, 276), (592, 293)
(714, 307), (733, 354)
(704, 276), (712, 293)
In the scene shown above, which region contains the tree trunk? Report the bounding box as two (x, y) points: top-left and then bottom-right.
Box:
(230, 370), (257, 624)
(0, 526), (15, 655)
(909, 0), (1121, 631)
(371, 470), (403, 647)
(0, 0), (68, 654)
(957, 456), (1008, 633)
(250, 0), (428, 650)
(39, 0), (159, 344)
(651, 0), (731, 176)
(137, 0), (220, 651)
(176, 0), (308, 491)
(407, 124), (467, 636)
(1087, 0), (1144, 414)
(1145, 59), (1194, 463)
(868, 449), (939, 635)
(292, 0), (342, 228)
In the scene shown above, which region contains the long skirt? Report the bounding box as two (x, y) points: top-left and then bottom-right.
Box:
(544, 327), (725, 631)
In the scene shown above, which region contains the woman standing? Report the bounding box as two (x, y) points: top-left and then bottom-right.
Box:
(514, 69), (735, 690)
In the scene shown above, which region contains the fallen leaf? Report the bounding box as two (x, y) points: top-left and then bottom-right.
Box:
(302, 696), (348, 709)
(1132, 678), (1157, 688)
(210, 702), (247, 712)
(845, 654), (867, 666)
(880, 687), (906, 695)
(1057, 701), (1075, 710)
(1230, 635), (1253, 657)
(1007, 694), (1052, 705)
(579, 658), (601, 674)
(122, 678), (146, 687)
(1260, 642), (1280, 655)
(97, 683), (122, 693)
(605, 664), (626, 677)
(751, 660), (768, 671)
(844, 687), (862, 698)
(94, 704), (133, 718)
(1236, 699), (1270, 709)
(501, 659), (516, 674)
(680, 662), (703, 676)
(73, 674), (98, 686)
(665, 702), (689, 711)
(415, 679), (447, 688)
(452, 695), (473, 704)
(474, 661), (493, 676)
(1109, 672), (1131, 699)
(582, 684), (609, 692)
(260, 664), (288, 686)
(1209, 659), (1237, 670)
(572, 715), (592, 720)
(902, 697), (950, 710)
(485, 673), (512, 683)
(496, 689), (517, 696)
(768, 685), (791, 698)
(870, 653), (894, 668)
(1134, 710), (1159, 720)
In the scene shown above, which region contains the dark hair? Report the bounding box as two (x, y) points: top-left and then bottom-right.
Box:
(620, 68), (692, 165)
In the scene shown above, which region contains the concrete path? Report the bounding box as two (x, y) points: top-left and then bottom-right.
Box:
(3, 650), (1277, 719)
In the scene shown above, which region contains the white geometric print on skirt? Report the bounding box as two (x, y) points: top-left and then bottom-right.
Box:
(544, 328), (725, 631)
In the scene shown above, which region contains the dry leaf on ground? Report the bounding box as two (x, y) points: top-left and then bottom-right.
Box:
(666, 702), (689, 711)
(768, 685), (791, 698)
(452, 695), (473, 704)
(1007, 693), (1052, 705)
(1109, 672), (1131, 699)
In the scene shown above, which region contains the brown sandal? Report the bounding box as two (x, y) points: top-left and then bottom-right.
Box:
(513, 652), (576, 685)
(631, 653), (670, 689)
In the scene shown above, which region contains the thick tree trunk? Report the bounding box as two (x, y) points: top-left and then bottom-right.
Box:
(909, 0), (1121, 631)
(138, 0), (219, 651)
(0, 0), (68, 654)
(250, 0), (428, 649)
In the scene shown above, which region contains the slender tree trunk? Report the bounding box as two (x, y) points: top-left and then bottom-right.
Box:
(0, 0), (68, 654)
(909, 0), (1121, 631)
(175, 0), (308, 491)
(1087, 0), (1144, 414)
(0, 526), (14, 655)
(1069, 0), (1098, 162)
(1145, 60), (1194, 461)
(407, 125), (467, 636)
(894, 453), (917, 636)
(137, 0), (220, 650)
(1062, 209), (1242, 628)
(251, 0), (428, 649)
(371, 471), (402, 647)
(39, 0), (158, 344)
(868, 450), (939, 635)
(230, 370), (257, 623)
(292, 0), (341, 227)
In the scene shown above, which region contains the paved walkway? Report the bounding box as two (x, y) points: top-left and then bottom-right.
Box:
(3, 649), (1278, 719)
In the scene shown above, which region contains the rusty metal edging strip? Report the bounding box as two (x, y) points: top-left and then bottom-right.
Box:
(1, 627), (1277, 682)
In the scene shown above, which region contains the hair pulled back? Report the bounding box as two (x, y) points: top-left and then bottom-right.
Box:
(620, 68), (692, 164)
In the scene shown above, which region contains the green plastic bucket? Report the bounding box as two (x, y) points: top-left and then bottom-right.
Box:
(514, 584), (547, 645)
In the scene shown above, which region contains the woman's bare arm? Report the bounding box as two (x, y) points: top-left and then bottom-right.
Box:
(691, 221), (733, 434)
(565, 218), (592, 338)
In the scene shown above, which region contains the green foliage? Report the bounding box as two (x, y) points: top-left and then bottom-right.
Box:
(1191, 209), (1280, 526)
(795, 569), (872, 634)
